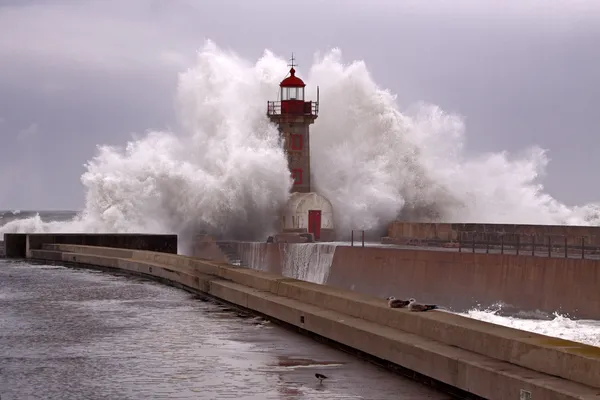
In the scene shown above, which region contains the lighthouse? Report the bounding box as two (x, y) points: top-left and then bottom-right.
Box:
(267, 55), (334, 241)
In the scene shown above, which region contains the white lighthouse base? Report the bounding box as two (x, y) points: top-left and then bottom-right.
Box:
(278, 192), (335, 242)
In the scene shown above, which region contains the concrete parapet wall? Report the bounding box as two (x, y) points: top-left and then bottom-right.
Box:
(327, 246), (600, 320)
(195, 240), (600, 320)
(3, 234), (26, 258)
(269, 278), (600, 389)
(3, 233), (177, 258)
(192, 235), (228, 263)
(386, 221), (600, 247)
(22, 242), (600, 398)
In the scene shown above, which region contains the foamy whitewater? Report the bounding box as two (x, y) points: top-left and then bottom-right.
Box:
(461, 307), (600, 347)
(2, 40), (600, 243)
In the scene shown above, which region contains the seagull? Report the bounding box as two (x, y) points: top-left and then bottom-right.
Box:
(407, 298), (438, 312)
(386, 296), (410, 308)
(315, 373), (328, 384)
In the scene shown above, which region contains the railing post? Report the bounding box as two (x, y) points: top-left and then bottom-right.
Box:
(362, 230), (365, 248)
(516, 235), (520, 255)
(458, 232), (462, 253)
(486, 234), (490, 254)
(548, 236), (552, 258)
(582, 236), (585, 259)
(351, 230), (354, 247)
(532, 235), (535, 256)
(564, 236), (568, 258)
(472, 234), (475, 253)
(500, 235), (504, 254)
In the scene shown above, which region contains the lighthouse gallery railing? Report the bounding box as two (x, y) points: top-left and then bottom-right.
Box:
(267, 101), (319, 117)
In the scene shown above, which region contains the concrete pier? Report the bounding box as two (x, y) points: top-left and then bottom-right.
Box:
(208, 240), (600, 319)
(384, 221), (600, 248)
(9, 234), (600, 400)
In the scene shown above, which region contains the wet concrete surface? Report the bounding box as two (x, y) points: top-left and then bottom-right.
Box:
(0, 260), (452, 400)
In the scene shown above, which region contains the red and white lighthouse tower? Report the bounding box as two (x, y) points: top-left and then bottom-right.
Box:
(267, 55), (334, 241)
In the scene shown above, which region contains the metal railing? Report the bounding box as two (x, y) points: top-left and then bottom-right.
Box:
(350, 230), (365, 248)
(267, 101), (319, 117)
(351, 231), (600, 259)
(455, 233), (600, 259)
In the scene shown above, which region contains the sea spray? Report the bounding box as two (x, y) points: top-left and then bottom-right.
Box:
(2, 40), (600, 243)
(460, 305), (600, 347)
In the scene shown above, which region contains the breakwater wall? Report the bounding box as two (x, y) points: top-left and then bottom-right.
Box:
(195, 239), (600, 320)
(13, 235), (600, 399)
(385, 221), (600, 249)
(3, 233), (177, 258)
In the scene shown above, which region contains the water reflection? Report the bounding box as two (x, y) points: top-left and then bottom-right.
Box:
(0, 260), (450, 399)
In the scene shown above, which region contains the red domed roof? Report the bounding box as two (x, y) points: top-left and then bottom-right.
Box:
(280, 67), (306, 88)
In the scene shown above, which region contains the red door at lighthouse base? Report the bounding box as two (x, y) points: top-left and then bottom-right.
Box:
(308, 210), (322, 241)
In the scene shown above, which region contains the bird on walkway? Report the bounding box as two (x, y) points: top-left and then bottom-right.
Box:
(407, 298), (438, 312)
(315, 373), (328, 384)
(386, 296), (410, 308)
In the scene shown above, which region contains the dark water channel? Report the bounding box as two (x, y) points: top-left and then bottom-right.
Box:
(0, 260), (451, 399)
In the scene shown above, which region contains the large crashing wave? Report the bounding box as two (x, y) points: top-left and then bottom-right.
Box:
(1, 40), (599, 244)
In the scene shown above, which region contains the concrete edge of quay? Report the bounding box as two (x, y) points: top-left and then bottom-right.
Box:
(7, 239), (600, 400)
(25, 257), (477, 399)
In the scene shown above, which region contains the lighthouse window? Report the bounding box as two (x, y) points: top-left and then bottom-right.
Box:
(281, 87), (305, 101)
(291, 168), (303, 185)
(290, 134), (303, 150)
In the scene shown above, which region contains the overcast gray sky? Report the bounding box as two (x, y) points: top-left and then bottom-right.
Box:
(1, 0), (599, 210)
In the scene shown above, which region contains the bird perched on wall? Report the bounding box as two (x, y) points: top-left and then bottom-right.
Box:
(315, 373), (328, 384)
(407, 298), (438, 312)
(386, 296), (410, 308)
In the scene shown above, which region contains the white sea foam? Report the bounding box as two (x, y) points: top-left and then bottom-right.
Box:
(2, 40), (600, 243)
(461, 307), (600, 347)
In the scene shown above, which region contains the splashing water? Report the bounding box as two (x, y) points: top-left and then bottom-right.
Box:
(242, 242), (270, 272)
(461, 306), (600, 347)
(281, 243), (337, 284)
(2, 40), (600, 243)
